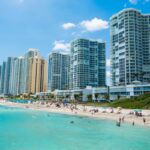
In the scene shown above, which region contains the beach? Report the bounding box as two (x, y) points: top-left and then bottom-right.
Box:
(0, 100), (150, 127)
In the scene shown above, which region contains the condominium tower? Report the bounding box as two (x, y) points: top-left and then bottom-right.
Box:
(28, 56), (48, 94)
(0, 49), (48, 96)
(11, 57), (25, 95)
(70, 38), (106, 89)
(0, 62), (6, 94)
(110, 8), (150, 86)
(48, 52), (70, 91)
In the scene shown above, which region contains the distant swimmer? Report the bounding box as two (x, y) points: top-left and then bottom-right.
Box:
(47, 114), (50, 117)
(70, 121), (74, 124)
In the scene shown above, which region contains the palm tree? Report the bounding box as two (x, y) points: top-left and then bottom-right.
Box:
(104, 93), (109, 102)
(95, 93), (99, 102)
(87, 94), (92, 102)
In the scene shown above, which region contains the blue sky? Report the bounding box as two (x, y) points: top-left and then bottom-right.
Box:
(0, 0), (150, 84)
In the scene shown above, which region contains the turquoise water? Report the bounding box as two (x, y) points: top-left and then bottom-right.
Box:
(0, 105), (150, 150)
(9, 99), (32, 104)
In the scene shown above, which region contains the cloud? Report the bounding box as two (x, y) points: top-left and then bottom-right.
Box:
(129, 0), (138, 4)
(106, 71), (111, 78)
(128, 0), (150, 4)
(106, 59), (111, 67)
(52, 40), (70, 54)
(62, 23), (76, 30)
(80, 18), (109, 32)
(106, 70), (111, 86)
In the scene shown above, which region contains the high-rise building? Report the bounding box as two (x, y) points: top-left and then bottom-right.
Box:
(9, 57), (17, 95)
(48, 52), (70, 91)
(0, 65), (1, 88)
(4, 57), (17, 95)
(110, 8), (150, 86)
(0, 49), (48, 96)
(70, 38), (106, 90)
(11, 57), (25, 96)
(23, 48), (40, 94)
(28, 56), (48, 94)
(0, 62), (6, 94)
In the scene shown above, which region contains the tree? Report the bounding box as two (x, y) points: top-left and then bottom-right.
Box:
(74, 93), (83, 102)
(94, 93), (99, 102)
(87, 94), (92, 102)
(117, 94), (121, 100)
(48, 93), (55, 100)
(104, 93), (109, 101)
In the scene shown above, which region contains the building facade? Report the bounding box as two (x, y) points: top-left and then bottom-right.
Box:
(0, 62), (6, 94)
(0, 49), (48, 96)
(43, 84), (150, 102)
(48, 52), (70, 91)
(110, 8), (150, 86)
(11, 57), (25, 95)
(3, 57), (17, 95)
(28, 56), (48, 94)
(70, 38), (106, 90)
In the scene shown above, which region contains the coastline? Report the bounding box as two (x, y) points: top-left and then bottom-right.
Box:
(0, 100), (150, 127)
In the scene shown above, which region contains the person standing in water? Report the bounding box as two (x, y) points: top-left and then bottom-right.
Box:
(132, 121), (135, 126)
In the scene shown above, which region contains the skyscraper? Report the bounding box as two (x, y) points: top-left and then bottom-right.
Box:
(11, 57), (25, 96)
(28, 56), (48, 94)
(110, 8), (150, 86)
(0, 49), (48, 96)
(0, 62), (6, 94)
(4, 57), (17, 95)
(48, 52), (70, 91)
(23, 48), (40, 94)
(0, 65), (1, 88)
(70, 38), (106, 90)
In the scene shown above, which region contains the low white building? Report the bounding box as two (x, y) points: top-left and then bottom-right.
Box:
(93, 84), (150, 101)
(36, 84), (150, 102)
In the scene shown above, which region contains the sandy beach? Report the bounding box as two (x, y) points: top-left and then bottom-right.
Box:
(0, 100), (150, 127)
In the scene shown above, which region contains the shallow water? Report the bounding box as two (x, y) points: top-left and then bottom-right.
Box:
(0, 105), (150, 150)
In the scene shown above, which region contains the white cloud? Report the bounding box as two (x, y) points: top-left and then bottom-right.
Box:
(128, 0), (149, 5)
(52, 40), (70, 54)
(106, 70), (111, 86)
(129, 0), (138, 4)
(62, 23), (76, 30)
(80, 18), (109, 32)
(106, 71), (111, 78)
(106, 59), (111, 67)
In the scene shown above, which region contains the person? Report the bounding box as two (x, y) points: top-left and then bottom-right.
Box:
(143, 118), (146, 124)
(70, 121), (74, 124)
(132, 121), (135, 126)
(119, 117), (121, 122)
(122, 116), (125, 122)
(116, 121), (121, 127)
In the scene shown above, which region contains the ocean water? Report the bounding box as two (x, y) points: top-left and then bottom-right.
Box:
(0, 105), (150, 150)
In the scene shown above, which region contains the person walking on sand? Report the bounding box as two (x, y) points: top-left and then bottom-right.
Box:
(119, 117), (121, 123)
(122, 116), (125, 122)
(143, 118), (146, 124)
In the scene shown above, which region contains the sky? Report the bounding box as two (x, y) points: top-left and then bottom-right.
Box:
(0, 0), (150, 84)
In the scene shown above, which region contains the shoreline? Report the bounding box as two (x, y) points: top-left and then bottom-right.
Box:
(0, 100), (150, 127)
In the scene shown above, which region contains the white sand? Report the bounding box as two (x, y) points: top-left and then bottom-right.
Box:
(0, 100), (150, 127)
